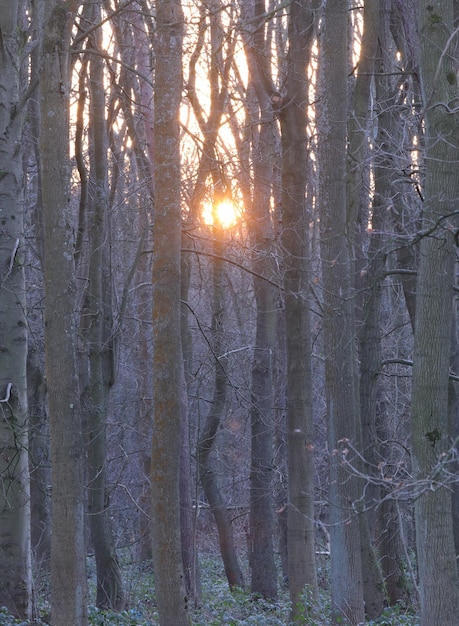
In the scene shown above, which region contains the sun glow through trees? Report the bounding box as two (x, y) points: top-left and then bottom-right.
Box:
(202, 197), (240, 228)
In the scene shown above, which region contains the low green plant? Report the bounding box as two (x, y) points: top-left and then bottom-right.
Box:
(193, 557), (288, 625)
(0, 605), (47, 626)
(1, 555), (421, 625)
(367, 602), (419, 626)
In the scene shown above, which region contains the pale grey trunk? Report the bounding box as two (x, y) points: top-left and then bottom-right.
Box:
(239, 0), (279, 600)
(0, 0), (33, 617)
(349, 1), (386, 618)
(388, 0), (422, 330)
(27, 0), (49, 573)
(318, 0), (365, 623)
(448, 0), (459, 564)
(279, 0), (318, 619)
(368, 1), (411, 605)
(179, 373), (201, 604)
(108, 9), (156, 563)
(411, 3), (459, 624)
(180, 225), (201, 606)
(84, 6), (124, 610)
(27, 349), (51, 570)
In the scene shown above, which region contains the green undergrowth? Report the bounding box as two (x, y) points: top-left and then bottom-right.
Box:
(0, 555), (419, 625)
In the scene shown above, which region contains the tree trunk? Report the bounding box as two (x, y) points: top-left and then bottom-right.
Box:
(369, 1), (411, 605)
(27, 0), (50, 575)
(247, 44), (278, 609)
(450, 0), (459, 554)
(318, 0), (365, 622)
(0, 0), (33, 617)
(83, 5), (124, 609)
(248, 266), (278, 600)
(28, 348), (51, 571)
(179, 373), (201, 605)
(387, 0), (423, 330)
(350, 1), (387, 618)
(279, 0), (318, 619)
(197, 232), (245, 591)
(180, 224), (201, 606)
(151, 0), (190, 622)
(39, 2), (88, 625)
(239, 0), (281, 600)
(411, 3), (459, 624)
(180, 2), (234, 599)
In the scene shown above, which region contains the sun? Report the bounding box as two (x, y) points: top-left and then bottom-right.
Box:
(202, 197), (239, 228)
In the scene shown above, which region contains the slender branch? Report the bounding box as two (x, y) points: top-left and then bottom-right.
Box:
(381, 358), (459, 382)
(420, 25), (459, 119)
(72, 0), (138, 47)
(70, 48), (153, 86)
(181, 247), (282, 289)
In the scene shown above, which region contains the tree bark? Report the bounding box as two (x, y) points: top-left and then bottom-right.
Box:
(411, 3), (459, 624)
(39, 2), (88, 624)
(318, 0), (365, 623)
(151, 0), (190, 622)
(27, 348), (51, 572)
(239, 0), (283, 601)
(279, 0), (319, 618)
(197, 232), (245, 591)
(0, 0), (33, 617)
(349, 1), (387, 618)
(248, 253), (278, 600)
(369, 0), (411, 606)
(83, 4), (124, 609)
(246, 12), (278, 602)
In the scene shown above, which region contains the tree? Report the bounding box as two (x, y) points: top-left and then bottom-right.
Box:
(279, 0), (319, 619)
(318, 0), (365, 622)
(101, 1), (157, 564)
(185, 2), (243, 593)
(246, 175), (278, 600)
(365, 0), (412, 605)
(348, 0), (387, 617)
(0, 0), (33, 618)
(411, 2), (459, 624)
(196, 219), (245, 591)
(80, 1), (124, 609)
(39, 1), (88, 624)
(150, 0), (190, 622)
(243, 0), (279, 600)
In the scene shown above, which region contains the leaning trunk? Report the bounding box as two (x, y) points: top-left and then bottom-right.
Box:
(197, 233), (245, 591)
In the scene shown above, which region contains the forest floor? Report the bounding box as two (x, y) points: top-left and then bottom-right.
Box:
(2, 551), (419, 625)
